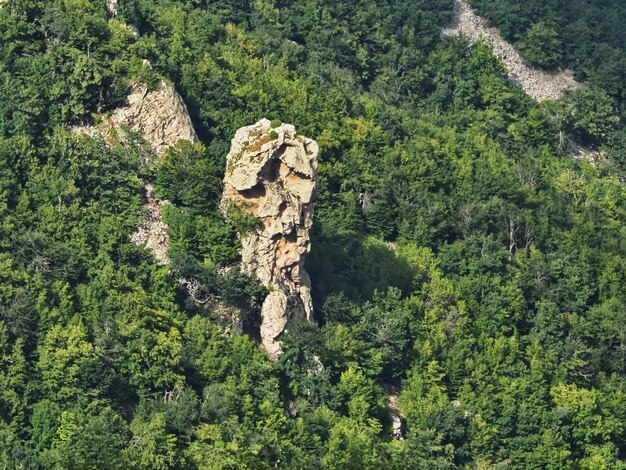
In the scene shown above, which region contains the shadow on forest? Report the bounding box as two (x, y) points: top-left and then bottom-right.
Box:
(306, 231), (415, 311)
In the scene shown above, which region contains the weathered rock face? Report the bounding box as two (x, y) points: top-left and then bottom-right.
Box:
(129, 184), (172, 264)
(103, 79), (198, 157)
(106, 0), (118, 16)
(442, 0), (579, 101)
(120, 80), (197, 263)
(75, 78), (198, 264)
(222, 119), (318, 358)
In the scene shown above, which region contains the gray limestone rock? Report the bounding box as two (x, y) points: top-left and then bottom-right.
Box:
(111, 80), (197, 263)
(106, 0), (117, 16)
(105, 80), (198, 157)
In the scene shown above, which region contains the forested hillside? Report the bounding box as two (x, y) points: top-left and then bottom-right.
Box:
(1, 0), (626, 468)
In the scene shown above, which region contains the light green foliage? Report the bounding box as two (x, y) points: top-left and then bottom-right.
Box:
(186, 422), (248, 469)
(322, 416), (385, 469)
(125, 413), (179, 469)
(120, 307), (185, 392)
(550, 384), (623, 461)
(37, 403), (130, 470)
(336, 366), (385, 420)
(36, 324), (102, 402)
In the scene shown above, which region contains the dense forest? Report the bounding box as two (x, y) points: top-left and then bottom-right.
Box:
(1, 0), (626, 468)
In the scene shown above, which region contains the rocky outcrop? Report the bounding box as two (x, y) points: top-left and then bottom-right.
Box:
(101, 79), (198, 157)
(75, 77), (198, 263)
(222, 119), (318, 358)
(130, 184), (171, 264)
(120, 80), (197, 263)
(566, 139), (607, 165)
(442, 0), (580, 101)
(106, 0), (117, 16)
(386, 389), (404, 440)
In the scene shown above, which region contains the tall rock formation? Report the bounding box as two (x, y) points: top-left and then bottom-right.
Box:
(222, 119), (318, 358)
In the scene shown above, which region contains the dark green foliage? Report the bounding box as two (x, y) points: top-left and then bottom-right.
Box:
(156, 141), (222, 214)
(518, 21), (562, 69)
(164, 205), (240, 267)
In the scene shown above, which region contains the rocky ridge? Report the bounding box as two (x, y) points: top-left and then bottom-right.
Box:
(221, 119), (318, 359)
(76, 78), (198, 264)
(442, 0), (579, 101)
